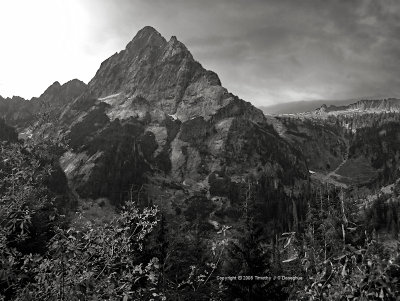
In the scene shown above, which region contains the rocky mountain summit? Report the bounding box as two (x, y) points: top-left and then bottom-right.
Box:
(0, 79), (87, 129)
(1, 26), (309, 206)
(33, 79), (87, 107)
(87, 26), (257, 123)
(55, 26), (309, 205)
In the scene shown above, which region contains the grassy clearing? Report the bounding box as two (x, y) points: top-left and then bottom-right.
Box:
(336, 157), (379, 185)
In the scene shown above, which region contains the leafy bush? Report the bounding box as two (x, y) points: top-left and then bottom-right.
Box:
(16, 202), (161, 301)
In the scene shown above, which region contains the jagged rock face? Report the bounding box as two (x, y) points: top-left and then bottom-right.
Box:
(0, 79), (87, 129)
(88, 26), (229, 121)
(0, 96), (35, 128)
(33, 79), (87, 108)
(57, 26), (309, 204)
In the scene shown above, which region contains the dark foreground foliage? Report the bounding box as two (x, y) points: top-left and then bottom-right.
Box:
(1, 139), (399, 300)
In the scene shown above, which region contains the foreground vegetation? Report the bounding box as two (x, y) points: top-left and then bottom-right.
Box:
(0, 136), (399, 300)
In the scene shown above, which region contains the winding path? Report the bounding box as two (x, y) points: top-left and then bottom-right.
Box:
(310, 136), (350, 188)
(326, 137), (350, 179)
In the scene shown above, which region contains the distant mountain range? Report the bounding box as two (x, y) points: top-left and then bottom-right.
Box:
(315, 98), (400, 115)
(260, 98), (400, 115)
(259, 99), (357, 114)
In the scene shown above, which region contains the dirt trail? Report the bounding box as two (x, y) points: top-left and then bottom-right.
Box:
(326, 137), (350, 179)
(310, 136), (350, 188)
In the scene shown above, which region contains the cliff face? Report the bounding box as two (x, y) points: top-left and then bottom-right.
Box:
(33, 79), (87, 107)
(87, 26), (247, 123)
(0, 79), (87, 129)
(0, 96), (34, 128)
(54, 26), (309, 204)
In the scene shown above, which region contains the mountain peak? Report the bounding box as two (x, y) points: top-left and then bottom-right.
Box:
(161, 34), (192, 61)
(137, 25), (160, 36)
(40, 81), (62, 98)
(66, 78), (86, 85)
(88, 26), (228, 119)
(126, 26), (166, 52)
(51, 81), (61, 87)
(167, 35), (185, 48)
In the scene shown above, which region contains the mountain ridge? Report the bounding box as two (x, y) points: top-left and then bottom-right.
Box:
(0, 79), (87, 128)
(320, 98), (400, 113)
(260, 97), (400, 115)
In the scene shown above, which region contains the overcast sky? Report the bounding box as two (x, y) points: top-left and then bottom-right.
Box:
(1, 0), (399, 106)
